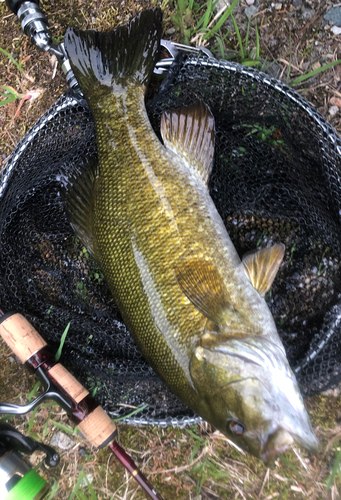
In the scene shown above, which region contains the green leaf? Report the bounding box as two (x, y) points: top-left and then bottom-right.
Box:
(50, 419), (77, 435)
(255, 20), (260, 61)
(68, 467), (96, 500)
(185, 429), (203, 441)
(244, 13), (251, 55)
(43, 413), (52, 436)
(55, 322), (71, 361)
(203, 0), (239, 40)
(0, 95), (16, 106)
(231, 13), (244, 59)
(28, 381), (41, 402)
(326, 447), (341, 490)
(112, 403), (148, 422)
(0, 47), (23, 72)
(202, 0), (212, 29)
(45, 479), (59, 499)
(291, 59), (341, 85)
(279, 455), (305, 480)
(215, 36), (225, 59)
(27, 406), (39, 436)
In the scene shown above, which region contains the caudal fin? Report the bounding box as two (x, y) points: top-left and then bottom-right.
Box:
(64, 9), (162, 96)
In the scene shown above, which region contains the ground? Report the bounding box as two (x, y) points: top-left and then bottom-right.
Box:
(0, 0), (341, 499)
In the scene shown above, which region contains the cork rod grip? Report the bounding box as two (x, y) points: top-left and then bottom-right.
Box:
(49, 363), (89, 402)
(78, 406), (117, 448)
(48, 364), (117, 447)
(0, 313), (47, 363)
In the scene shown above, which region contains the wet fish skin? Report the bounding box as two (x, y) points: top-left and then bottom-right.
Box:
(64, 10), (318, 461)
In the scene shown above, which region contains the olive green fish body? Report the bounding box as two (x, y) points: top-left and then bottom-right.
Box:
(65, 11), (318, 460)
(89, 86), (276, 415)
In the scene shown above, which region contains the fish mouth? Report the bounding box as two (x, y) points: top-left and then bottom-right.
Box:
(260, 428), (294, 464)
(260, 426), (319, 464)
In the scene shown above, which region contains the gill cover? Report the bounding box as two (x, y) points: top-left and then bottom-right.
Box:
(190, 336), (318, 459)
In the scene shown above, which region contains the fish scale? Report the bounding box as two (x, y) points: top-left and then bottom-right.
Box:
(92, 89), (211, 404)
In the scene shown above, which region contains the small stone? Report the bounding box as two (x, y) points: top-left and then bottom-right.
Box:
(80, 474), (93, 488)
(245, 5), (258, 18)
(330, 97), (341, 108)
(274, 3), (282, 10)
(331, 26), (341, 35)
(165, 27), (175, 35)
(293, 0), (302, 7)
(322, 387), (341, 397)
(246, 0), (254, 4)
(50, 431), (75, 451)
(323, 6), (341, 28)
(214, 0), (230, 13)
(9, 356), (15, 363)
(312, 61), (321, 70)
(324, 24), (330, 31)
(329, 105), (339, 117)
(302, 7), (315, 20)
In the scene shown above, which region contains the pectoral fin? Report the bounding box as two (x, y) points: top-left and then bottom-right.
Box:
(242, 243), (285, 296)
(63, 157), (99, 257)
(160, 101), (215, 184)
(174, 258), (231, 325)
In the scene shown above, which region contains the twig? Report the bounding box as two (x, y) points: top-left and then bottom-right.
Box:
(297, 4), (328, 36)
(277, 58), (303, 74)
(257, 468), (270, 499)
(293, 447), (311, 472)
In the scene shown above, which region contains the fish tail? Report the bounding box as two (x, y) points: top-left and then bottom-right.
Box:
(64, 9), (162, 96)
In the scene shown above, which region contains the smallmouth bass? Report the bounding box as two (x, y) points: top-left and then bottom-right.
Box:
(65, 9), (318, 461)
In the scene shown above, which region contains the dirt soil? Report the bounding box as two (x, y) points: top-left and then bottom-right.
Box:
(0, 0), (341, 499)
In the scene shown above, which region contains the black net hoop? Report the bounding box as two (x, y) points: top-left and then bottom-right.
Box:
(1, 54), (341, 425)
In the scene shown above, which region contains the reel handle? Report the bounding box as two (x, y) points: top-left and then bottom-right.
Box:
(0, 311), (117, 449)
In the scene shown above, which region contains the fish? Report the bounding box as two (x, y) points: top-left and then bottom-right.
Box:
(64, 9), (318, 462)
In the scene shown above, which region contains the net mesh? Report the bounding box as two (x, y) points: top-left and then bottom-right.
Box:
(1, 54), (341, 425)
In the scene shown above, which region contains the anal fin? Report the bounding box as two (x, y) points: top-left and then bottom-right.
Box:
(242, 243), (285, 297)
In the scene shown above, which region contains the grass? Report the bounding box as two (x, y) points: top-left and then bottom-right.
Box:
(0, 46), (23, 73)
(291, 59), (341, 86)
(170, 0), (340, 90)
(1, 333), (341, 498)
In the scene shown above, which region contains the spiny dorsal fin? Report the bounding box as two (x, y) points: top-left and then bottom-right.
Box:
(174, 258), (231, 325)
(160, 102), (215, 184)
(64, 157), (99, 257)
(242, 243), (285, 297)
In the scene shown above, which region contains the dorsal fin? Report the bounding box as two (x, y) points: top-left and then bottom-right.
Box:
(242, 243), (285, 297)
(160, 102), (215, 184)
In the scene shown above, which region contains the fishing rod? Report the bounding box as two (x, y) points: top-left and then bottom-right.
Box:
(0, 306), (164, 500)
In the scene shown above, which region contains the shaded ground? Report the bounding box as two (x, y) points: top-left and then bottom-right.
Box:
(1, 0), (341, 499)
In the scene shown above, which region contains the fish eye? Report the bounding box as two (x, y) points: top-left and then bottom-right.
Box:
(229, 420), (245, 436)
